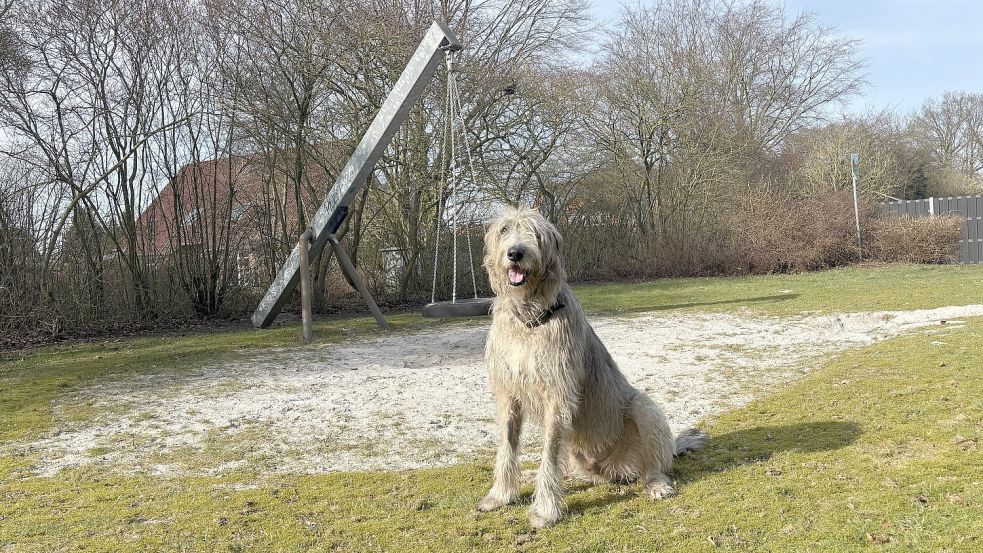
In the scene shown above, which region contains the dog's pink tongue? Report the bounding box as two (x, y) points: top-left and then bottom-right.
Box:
(508, 266), (525, 284)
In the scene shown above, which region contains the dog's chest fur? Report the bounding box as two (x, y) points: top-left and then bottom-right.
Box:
(485, 311), (587, 422)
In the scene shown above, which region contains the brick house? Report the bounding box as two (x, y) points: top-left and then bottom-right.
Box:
(137, 153), (334, 287)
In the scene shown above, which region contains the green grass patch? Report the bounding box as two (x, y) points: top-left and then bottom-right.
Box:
(575, 263), (983, 316)
(1, 264), (981, 550)
(1, 302), (980, 550)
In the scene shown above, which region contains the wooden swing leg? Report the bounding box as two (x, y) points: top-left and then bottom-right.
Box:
(298, 230), (314, 341)
(327, 234), (390, 331)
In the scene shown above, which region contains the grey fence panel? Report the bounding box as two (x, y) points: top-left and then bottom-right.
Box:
(964, 202), (971, 262)
(966, 197), (978, 263)
(976, 199), (981, 264)
(962, 200), (971, 262)
(957, 197), (967, 263)
(972, 197), (983, 263)
(879, 194), (983, 264)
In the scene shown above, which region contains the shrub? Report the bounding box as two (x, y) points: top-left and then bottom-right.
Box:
(869, 215), (962, 264)
(734, 191), (872, 273)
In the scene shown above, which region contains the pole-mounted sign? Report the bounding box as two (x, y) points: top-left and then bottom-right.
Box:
(850, 153), (863, 260)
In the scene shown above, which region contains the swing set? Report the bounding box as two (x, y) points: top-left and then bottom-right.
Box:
(251, 21), (495, 330)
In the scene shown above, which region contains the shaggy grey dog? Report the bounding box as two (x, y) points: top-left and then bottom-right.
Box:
(477, 206), (707, 528)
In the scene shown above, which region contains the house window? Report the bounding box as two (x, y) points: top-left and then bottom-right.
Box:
(231, 203), (250, 221)
(183, 209), (200, 226)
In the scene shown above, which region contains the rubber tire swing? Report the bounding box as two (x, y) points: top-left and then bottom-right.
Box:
(422, 48), (493, 319)
(422, 297), (493, 318)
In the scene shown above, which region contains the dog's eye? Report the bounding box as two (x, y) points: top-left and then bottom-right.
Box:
(499, 226), (508, 235)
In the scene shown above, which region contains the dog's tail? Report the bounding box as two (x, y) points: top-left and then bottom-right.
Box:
(674, 428), (708, 456)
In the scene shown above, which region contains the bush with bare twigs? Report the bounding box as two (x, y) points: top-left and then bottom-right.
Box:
(869, 215), (962, 264)
(734, 191), (873, 274)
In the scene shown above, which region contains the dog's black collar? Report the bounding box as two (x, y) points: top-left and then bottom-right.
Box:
(525, 301), (565, 328)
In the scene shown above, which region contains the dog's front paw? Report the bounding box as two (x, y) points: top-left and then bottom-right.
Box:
(528, 509), (559, 528)
(477, 495), (511, 512)
(528, 502), (562, 528)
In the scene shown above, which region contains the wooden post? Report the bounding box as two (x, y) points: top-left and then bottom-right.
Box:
(298, 229), (314, 342)
(327, 234), (390, 331)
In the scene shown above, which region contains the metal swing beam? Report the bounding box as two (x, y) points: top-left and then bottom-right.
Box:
(252, 21), (462, 329)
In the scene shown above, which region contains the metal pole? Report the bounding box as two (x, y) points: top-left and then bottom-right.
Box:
(327, 234), (390, 331)
(850, 153), (863, 261)
(298, 229), (314, 342)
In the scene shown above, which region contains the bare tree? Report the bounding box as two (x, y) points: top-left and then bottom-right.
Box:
(916, 92), (983, 193)
(213, 0), (343, 258)
(785, 110), (926, 199)
(715, 0), (866, 152)
(146, 0), (245, 316)
(586, 0), (864, 256)
(0, 0), (21, 73)
(0, 0), (195, 323)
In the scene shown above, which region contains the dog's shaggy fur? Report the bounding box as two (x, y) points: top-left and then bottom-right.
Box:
(477, 207), (708, 527)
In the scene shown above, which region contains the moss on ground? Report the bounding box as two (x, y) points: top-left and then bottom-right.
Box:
(1, 264), (981, 550)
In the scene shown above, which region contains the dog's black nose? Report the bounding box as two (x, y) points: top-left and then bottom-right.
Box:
(507, 247), (524, 262)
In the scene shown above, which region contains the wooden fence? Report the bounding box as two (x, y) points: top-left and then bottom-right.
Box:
(881, 195), (983, 263)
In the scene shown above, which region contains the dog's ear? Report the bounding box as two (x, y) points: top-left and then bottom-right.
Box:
(538, 219), (564, 277)
(482, 222), (501, 294)
(547, 225), (563, 263)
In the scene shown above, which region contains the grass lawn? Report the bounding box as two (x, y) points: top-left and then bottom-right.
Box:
(1, 263), (981, 550)
(574, 262), (983, 316)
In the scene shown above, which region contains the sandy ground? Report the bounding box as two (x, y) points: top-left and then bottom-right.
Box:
(11, 304), (983, 477)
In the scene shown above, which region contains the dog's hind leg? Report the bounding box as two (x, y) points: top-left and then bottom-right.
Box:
(644, 472), (676, 500)
(567, 451), (607, 485)
(478, 396), (523, 512)
(626, 393), (677, 500)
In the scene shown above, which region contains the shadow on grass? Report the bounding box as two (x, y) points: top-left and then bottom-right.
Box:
(566, 421), (861, 513)
(588, 293), (800, 316)
(674, 421), (862, 482)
